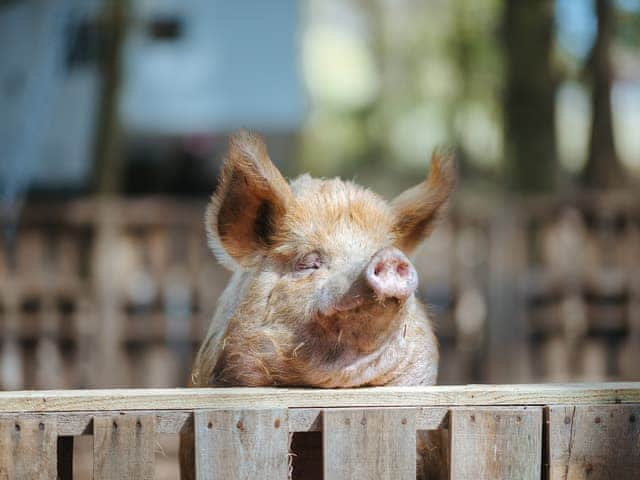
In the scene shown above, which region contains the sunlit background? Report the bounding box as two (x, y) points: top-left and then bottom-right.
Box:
(1, 0), (639, 391)
(2, 1), (639, 475)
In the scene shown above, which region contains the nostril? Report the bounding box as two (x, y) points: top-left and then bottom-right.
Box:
(396, 262), (409, 277)
(373, 263), (384, 276)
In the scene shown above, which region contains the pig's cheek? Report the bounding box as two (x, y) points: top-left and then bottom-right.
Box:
(281, 274), (327, 318)
(269, 283), (294, 308)
(270, 280), (313, 317)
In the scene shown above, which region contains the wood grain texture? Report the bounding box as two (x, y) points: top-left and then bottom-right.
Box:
(93, 414), (155, 480)
(0, 416), (57, 479)
(194, 409), (289, 480)
(290, 407), (447, 433)
(450, 407), (542, 480)
(323, 408), (416, 480)
(548, 405), (640, 479)
(0, 407), (446, 436)
(14, 410), (194, 436)
(0, 383), (638, 412)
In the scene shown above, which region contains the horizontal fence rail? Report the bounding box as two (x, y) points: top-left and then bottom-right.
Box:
(1, 383), (640, 412)
(0, 383), (638, 479)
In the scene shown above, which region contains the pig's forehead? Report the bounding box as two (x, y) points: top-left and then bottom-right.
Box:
(288, 175), (389, 206)
(280, 176), (395, 251)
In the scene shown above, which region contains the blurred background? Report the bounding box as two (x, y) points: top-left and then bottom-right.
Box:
(2, 1), (639, 475)
(1, 0), (640, 393)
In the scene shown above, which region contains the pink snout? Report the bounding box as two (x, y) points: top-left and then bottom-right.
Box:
(365, 247), (418, 301)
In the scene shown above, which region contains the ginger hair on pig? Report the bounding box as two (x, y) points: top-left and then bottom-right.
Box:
(190, 131), (454, 389)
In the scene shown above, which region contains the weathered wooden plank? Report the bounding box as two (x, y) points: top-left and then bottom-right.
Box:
(548, 405), (640, 479)
(290, 407), (447, 433)
(323, 408), (416, 480)
(0, 384), (639, 412)
(92, 414), (155, 480)
(194, 409), (289, 480)
(450, 407), (542, 480)
(416, 407), (450, 430)
(2, 411), (191, 436)
(0, 416), (57, 479)
(0, 407), (445, 436)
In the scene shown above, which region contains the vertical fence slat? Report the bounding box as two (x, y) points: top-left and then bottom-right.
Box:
(93, 414), (155, 480)
(323, 408), (416, 480)
(194, 409), (289, 480)
(0, 417), (57, 479)
(548, 405), (640, 479)
(450, 407), (542, 480)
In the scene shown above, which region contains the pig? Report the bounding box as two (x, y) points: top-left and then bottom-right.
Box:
(180, 131), (454, 479)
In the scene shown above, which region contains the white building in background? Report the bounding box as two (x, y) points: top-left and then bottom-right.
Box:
(0, 0), (303, 192)
(0, 0), (103, 191)
(120, 0), (303, 135)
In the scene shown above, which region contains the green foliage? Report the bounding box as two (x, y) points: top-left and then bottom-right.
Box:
(300, 0), (639, 191)
(301, 0), (504, 189)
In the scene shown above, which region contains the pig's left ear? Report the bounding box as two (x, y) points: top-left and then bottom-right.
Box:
(206, 131), (293, 269)
(391, 151), (455, 253)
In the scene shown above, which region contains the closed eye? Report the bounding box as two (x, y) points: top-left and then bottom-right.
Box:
(295, 252), (323, 272)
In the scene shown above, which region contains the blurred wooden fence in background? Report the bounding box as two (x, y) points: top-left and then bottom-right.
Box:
(0, 193), (638, 390)
(0, 198), (227, 390)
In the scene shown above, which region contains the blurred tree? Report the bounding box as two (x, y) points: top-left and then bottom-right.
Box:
(582, 0), (625, 188)
(615, 0), (640, 47)
(91, 0), (127, 194)
(502, 0), (558, 193)
(449, 0), (503, 177)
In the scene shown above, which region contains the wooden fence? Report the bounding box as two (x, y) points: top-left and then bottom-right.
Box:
(1, 194), (639, 391)
(0, 383), (638, 479)
(0, 198), (228, 390)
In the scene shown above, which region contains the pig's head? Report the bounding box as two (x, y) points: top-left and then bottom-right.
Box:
(206, 131), (454, 361)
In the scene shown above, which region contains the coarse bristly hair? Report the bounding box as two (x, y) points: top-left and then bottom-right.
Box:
(206, 131), (455, 269)
(181, 130), (455, 480)
(205, 130), (293, 270)
(195, 130), (455, 385)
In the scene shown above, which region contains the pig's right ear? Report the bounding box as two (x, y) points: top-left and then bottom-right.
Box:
(205, 131), (293, 269)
